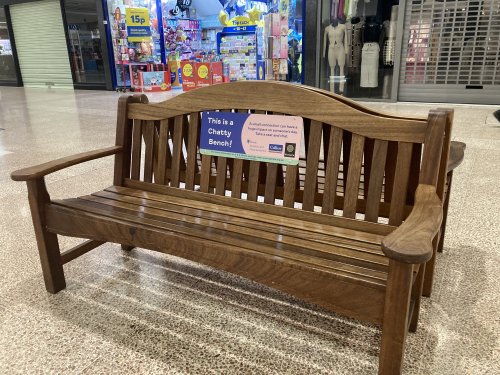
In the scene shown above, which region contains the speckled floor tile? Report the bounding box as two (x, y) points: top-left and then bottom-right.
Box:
(1, 87), (499, 375)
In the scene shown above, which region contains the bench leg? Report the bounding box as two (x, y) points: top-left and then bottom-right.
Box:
(409, 263), (425, 333)
(438, 171), (453, 253)
(379, 260), (412, 375)
(121, 245), (135, 251)
(27, 179), (66, 294)
(422, 236), (439, 298)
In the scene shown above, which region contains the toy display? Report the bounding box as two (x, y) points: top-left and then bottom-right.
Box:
(140, 70), (172, 92)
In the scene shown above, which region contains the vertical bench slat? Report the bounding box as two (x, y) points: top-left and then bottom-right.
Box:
(151, 121), (161, 180)
(343, 134), (365, 218)
(406, 143), (422, 205)
(131, 119), (143, 180)
(247, 161), (260, 201)
(363, 139), (375, 197)
(216, 157), (228, 195)
(231, 159), (244, 198)
(322, 127), (343, 214)
(283, 165), (298, 208)
(200, 154), (212, 193)
(186, 113), (200, 190)
(302, 122), (323, 211)
(170, 115), (184, 188)
(384, 142), (398, 203)
(264, 163), (278, 204)
(143, 121), (155, 183)
(388, 142), (414, 226)
(365, 140), (389, 222)
(156, 119), (170, 185)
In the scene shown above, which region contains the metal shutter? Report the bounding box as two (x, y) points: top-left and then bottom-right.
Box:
(399, 0), (500, 104)
(10, 0), (73, 88)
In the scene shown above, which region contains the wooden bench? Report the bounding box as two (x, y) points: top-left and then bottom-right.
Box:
(290, 86), (465, 296)
(12, 82), (452, 374)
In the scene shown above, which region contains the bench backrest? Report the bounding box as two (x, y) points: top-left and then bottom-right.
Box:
(113, 82), (449, 227)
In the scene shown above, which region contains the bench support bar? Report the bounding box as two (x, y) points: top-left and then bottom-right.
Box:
(61, 240), (105, 264)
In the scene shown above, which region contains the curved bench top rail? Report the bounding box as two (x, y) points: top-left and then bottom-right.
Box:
(127, 82), (428, 143)
(297, 84), (427, 123)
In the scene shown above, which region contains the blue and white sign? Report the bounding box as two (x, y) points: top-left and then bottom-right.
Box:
(200, 111), (303, 165)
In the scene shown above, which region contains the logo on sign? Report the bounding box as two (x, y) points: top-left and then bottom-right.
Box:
(269, 144), (283, 153)
(183, 63), (193, 77)
(284, 143), (297, 158)
(198, 65), (209, 79)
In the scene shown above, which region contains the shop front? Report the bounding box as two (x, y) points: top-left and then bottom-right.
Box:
(0, 0), (113, 90)
(317, 0), (403, 101)
(104, 0), (304, 91)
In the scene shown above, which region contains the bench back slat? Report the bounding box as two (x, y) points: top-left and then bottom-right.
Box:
(215, 156), (228, 196)
(143, 120), (155, 183)
(186, 113), (200, 190)
(264, 163), (278, 204)
(170, 115), (184, 188)
(365, 140), (389, 222)
(302, 121), (323, 211)
(388, 142), (414, 226)
(116, 82), (449, 227)
(343, 134), (365, 218)
(156, 119), (169, 185)
(321, 127), (343, 215)
(200, 154), (212, 193)
(131, 119), (142, 180)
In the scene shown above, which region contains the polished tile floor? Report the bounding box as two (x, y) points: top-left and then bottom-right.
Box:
(1, 87), (499, 374)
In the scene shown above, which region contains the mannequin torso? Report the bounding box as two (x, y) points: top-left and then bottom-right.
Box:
(323, 22), (348, 93)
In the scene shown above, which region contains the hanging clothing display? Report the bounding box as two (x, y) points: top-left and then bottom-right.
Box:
(360, 42), (379, 87)
(338, 0), (345, 20)
(382, 6), (398, 66)
(331, 0), (339, 20)
(347, 18), (364, 69)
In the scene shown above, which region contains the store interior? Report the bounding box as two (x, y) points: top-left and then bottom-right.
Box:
(106, 0), (303, 90)
(321, 0), (400, 100)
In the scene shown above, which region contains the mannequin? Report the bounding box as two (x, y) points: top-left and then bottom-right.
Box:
(360, 16), (381, 88)
(323, 20), (348, 93)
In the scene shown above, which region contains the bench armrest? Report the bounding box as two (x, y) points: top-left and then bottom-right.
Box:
(447, 141), (466, 173)
(11, 146), (122, 182)
(382, 185), (443, 264)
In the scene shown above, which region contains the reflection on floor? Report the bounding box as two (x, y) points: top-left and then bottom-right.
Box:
(0, 87), (499, 374)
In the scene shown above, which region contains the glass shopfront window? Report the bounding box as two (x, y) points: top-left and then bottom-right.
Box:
(106, 0), (304, 90)
(0, 7), (17, 83)
(320, 0), (400, 99)
(64, 0), (109, 86)
(107, 0), (162, 87)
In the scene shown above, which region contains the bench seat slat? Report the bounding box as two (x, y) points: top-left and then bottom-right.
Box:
(81, 193), (389, 275)
(53, 194), (388, 286)
(92, 189), (387, 259)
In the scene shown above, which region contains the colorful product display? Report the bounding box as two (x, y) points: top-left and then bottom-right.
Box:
(218, 33), (260, 81)
(181, 60), (224, 91)
(106, 0), (303, 89)
(140, 70), (172, 92)
(263, 6), (289, 80)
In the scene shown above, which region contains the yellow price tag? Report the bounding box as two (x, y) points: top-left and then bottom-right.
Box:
(183, 64), (193, 77)
(126, 8), (151, 42)
(198, 65), (209, 79)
